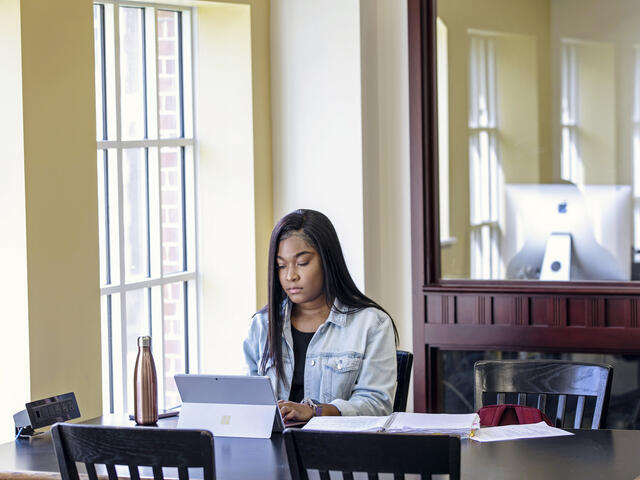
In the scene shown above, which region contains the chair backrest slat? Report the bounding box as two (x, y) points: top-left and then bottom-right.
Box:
(537, 393), (547, 412)
(51, 423), (215, 480)
(284, 430), (460, 480)
(85, 463), (98, 480)
(128, 465), (140, 480)
(555, 394), (567, 427)
(152, 465), (163, 480)
(574, 396), (586, 429)
(178, 466), (189, 480)
(517, 393), (526, 405)
(106, 464), (118, 480)
(474, 360), (613, 429)
(394, 351), (414, 412)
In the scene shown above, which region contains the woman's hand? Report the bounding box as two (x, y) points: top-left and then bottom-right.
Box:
(278, 400), (314, 422)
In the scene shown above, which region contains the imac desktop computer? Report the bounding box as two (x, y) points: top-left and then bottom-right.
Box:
(502, 184), (632, 281)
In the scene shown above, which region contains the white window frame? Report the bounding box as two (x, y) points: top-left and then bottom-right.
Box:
(437, 17), (456, 247)
(468, 33), (502, 279)
(633, 45), (640, 261)
(94, 0), (199, 415)
(560, 40), (582, 185)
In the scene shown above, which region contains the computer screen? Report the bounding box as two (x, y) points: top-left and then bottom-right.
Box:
(502, 184), (632, 281)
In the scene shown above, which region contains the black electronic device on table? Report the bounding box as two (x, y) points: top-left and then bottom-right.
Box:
(14, 392), (80, 439)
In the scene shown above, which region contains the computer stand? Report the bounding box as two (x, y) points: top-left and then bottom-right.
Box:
(540, 233), (572, 281)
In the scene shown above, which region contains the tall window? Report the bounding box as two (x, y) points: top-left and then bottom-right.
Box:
(438, 17), (455, 247)
(560, 41), (582, 185)
(93, 2), (197, 415)
(633, 45), (640, 262)
(469, 34), (502, 279)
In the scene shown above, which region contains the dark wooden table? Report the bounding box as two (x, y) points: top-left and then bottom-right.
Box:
(1, 415), (640, 479)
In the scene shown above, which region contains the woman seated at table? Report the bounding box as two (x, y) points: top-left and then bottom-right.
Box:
(243, 209), (398, 422)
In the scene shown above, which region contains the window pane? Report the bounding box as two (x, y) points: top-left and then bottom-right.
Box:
(94, 4), (105, 140)
(97, 149), (120, 286)
(101, 293), (120, 415)
(163, 282), (186, 408)
(119, 7), (146, 140)
(96, 5), (197, 415)
(157, 10), (182, 139)
(160, 146), (184, 274)
(125, 288), (151, 412)
(123, 148), (149, 281)
(439, 10), (630, 282)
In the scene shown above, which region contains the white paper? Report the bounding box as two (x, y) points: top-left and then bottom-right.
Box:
(302, 412), (481, 437)
(386, 412), (480, 434)
(302, 416), (388, 432)
(471, 421), (574, 442)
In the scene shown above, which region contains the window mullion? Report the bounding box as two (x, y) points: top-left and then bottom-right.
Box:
(112, 2), (130, 415)
(152, 7), (168, 410)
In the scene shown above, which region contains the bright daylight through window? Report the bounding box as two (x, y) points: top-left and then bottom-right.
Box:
(93, 1), (198, 415)
(469, 33), (502, 280)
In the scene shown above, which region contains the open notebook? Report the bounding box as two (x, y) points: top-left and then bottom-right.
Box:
(302, 412), (480, 438)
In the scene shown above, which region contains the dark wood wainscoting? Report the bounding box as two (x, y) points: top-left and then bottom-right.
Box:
(415, 288), (640, 412)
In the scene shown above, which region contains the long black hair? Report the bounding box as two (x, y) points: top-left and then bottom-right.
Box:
(260, 209), (398, 385)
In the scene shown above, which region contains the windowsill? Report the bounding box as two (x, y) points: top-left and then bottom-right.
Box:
(441, 237), (457, 248)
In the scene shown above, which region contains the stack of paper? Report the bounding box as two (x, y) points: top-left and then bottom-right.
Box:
(470, 421), (573, 442)
(302, 412), (480, 438)
(385, 412), (481, 436)
(302, 416), (388, 433)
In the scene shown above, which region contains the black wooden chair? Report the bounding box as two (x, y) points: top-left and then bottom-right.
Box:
(394, 350), (413, 412)
(51, 423), (215, 480)
(284, 429), (459, 480)
(474, 359), (613, 429)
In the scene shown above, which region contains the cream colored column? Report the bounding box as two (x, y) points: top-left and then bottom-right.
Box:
(20, 0), (102, 420)
(197, 1), (273, 374)
(0, 0), (30, 444)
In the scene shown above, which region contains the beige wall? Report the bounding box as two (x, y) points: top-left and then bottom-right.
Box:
(551, 0), (637, 184)
(2, 0), (414, 429)
(196, 0), (272, 375)
(360, 0), (413, 407)
(271, 0), (414, 406)
(496, 34), (540, 184)
(359, 1), (412, 341)
(1, 0), (273, 435)
(578, 41), (616, 184)
(270, 0), (366, 289)
(20, 0), (102, 424)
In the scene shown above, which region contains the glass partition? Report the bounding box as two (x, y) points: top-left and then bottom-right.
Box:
(437, 0), (640, 281)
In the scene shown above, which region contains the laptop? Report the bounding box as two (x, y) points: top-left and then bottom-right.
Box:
(175, 374), (285, 438)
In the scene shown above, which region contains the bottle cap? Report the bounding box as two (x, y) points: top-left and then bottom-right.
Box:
(138, 336), (151, 347)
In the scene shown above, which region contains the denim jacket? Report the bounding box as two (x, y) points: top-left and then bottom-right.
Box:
(242, 299), (397, 416)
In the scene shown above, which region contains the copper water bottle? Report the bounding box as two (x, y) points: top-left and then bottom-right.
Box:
(133, 335), (158, 425)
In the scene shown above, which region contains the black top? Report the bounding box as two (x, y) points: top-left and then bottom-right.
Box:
(3, 416), (640, 479)
(289, 325), (315, 403)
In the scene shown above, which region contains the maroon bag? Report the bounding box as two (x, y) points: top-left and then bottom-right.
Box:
(477, 404), (554, 427)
